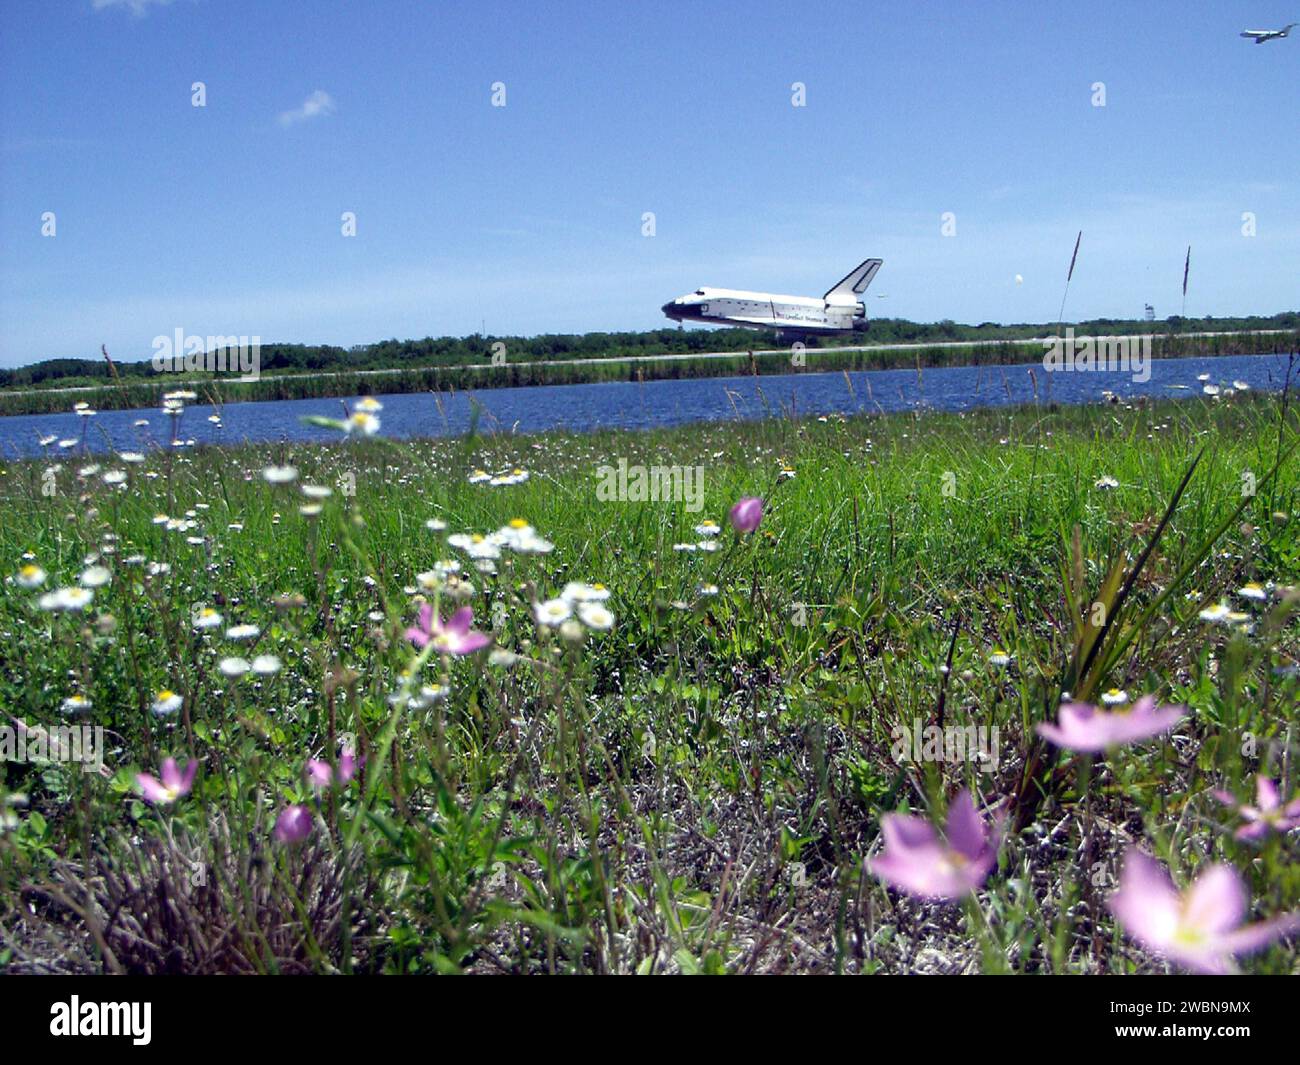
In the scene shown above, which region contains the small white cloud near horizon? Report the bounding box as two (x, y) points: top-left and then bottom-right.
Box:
(278, 90), (336, 127)
(92, 0), (175, 15)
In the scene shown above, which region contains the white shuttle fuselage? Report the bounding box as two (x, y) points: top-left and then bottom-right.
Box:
(662, 258), (883, 336)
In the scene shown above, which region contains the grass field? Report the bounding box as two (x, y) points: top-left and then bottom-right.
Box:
(0, 388), (1298, 974)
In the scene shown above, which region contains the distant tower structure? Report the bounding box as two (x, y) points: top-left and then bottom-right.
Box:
(1144, 304), (1155, 322)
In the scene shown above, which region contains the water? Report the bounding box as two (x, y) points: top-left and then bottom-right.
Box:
(1, 353), (1293, 459)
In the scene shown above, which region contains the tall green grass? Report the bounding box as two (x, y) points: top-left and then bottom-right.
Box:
(0, 393), (1296, 972)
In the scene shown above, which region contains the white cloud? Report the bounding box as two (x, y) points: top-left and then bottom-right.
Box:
(92, 0), (176, 15)
(278, 90), (336, 127)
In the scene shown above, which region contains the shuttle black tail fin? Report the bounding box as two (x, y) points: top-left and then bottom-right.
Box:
(825, 258), (882, 300)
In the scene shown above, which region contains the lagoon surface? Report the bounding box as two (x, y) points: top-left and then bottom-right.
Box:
(1, 352), (1294, 458)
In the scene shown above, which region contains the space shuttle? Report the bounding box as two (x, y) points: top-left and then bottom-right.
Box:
(661, 258), (883, 337)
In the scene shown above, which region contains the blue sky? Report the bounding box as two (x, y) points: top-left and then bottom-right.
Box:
(1, 0), (1297, 366)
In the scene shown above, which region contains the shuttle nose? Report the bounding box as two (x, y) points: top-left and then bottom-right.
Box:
(662, 300), (683, 320)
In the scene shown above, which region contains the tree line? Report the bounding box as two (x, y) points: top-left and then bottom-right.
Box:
(2, 312), (1297, 392)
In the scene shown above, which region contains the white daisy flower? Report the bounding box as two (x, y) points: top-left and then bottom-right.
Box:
(561, 581), (610, 603)
(39, 587), (93, 612)
(225, 623), (260, 641)
(152, 689), (183, 715)
(1237, 582), (1268, 602)
(1101, 688), (1129, 706)
(262, 465), (298, 484)
(577, 602), (615, 631)
(301, 484), (333, 499)
(513, 533), (553, 555)
(449, 533), (502, 561)
(694, 520), (722, 538)
(218, 657), (251, 678)
(15, 564), (46, 589)
(533, 598), (573, 627)
(344, 411), (381, 435)
(497, 519), (536, 549)
(252, 654), (282, 675)
(61, 694), (92, 714)
(1198, 601), (1232, 623)
(408, 684), (449, 709)
(79, 565), (111, 588)
(192, 607), (223, 630)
